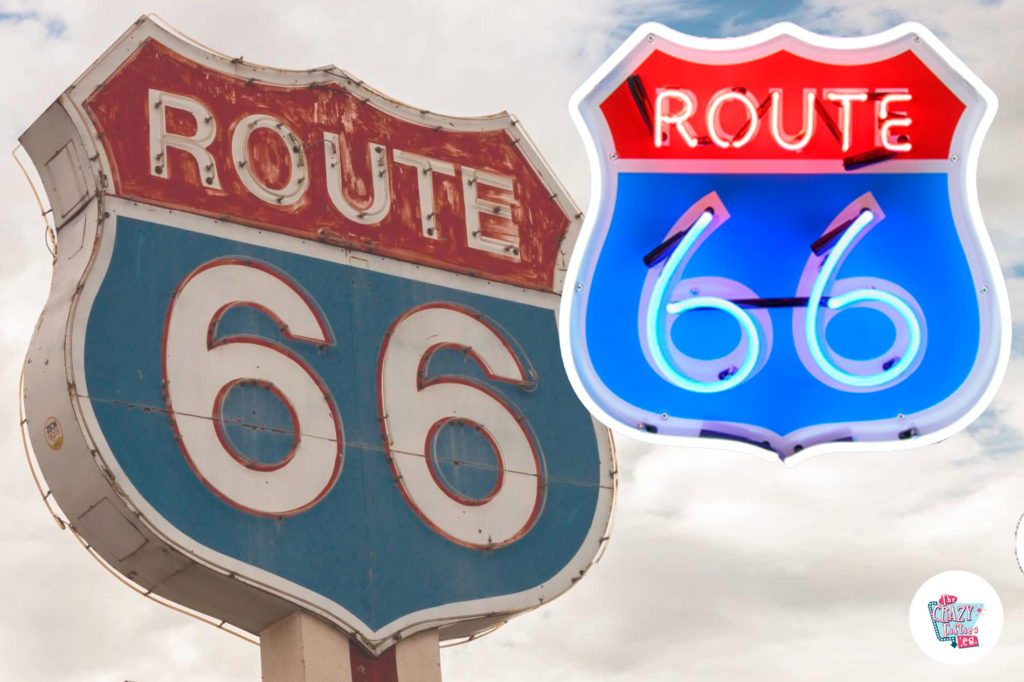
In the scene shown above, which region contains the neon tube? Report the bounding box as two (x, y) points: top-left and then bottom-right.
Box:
(645, 210), (760, 392)
(805, 209), (922, 387)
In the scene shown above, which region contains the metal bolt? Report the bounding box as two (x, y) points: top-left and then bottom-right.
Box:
(575, 282), (583, 292)
(647, 34), (654, 43)
(951, 154), (959, 162)
(897, 413), (905, 421)
(981, 285), (988, 294)
(660, 412), (668, 421)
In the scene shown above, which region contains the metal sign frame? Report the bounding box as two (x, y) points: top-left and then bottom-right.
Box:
(21, 16), (614, 653)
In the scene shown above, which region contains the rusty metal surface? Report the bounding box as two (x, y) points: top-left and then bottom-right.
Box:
(85, 38), (570, 292)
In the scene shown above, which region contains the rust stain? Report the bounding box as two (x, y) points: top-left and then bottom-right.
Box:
(86, 39), (568, 291)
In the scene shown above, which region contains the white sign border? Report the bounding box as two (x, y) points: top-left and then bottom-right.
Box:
(559, 21), (1009, 467)
(23, 15), (615, 653)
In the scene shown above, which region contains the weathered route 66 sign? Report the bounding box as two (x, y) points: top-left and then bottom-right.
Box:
(21, 18), (612, 652)
(561, 22), (1009, 464)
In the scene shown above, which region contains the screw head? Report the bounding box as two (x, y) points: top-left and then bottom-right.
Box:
(575, 282), (583, 292)
(660, 412), (669, 421)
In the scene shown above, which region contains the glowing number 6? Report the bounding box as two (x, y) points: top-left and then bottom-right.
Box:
(378, 304), (543, 549)
(642, 194), (771, 392)
(164, 259), (343, 516)
(795, 195), (924, 390)
(643, 193), (923, 393)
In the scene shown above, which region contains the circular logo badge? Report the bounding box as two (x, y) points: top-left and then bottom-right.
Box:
(43, 416), (63, 451)
(909, 570), (1002, 664)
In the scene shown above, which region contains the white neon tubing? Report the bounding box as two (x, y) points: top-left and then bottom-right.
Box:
(769, 90), (816, 151)
(879, 93), (914, 152)
(645, 210), (760, 393)
(706, 91), (759, 149)
(654, 90), (699, 148)
(825, 91), (868, 152)
(805, 209), (922, 387)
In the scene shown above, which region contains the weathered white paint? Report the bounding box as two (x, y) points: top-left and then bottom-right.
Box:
(165, 261), (341, 515)
(232, 114), (309, 205)
(393, 150), (455, 239)
(149, 88), (222, 188)
(324, 136), (392, 224)
(379, 305), (541, 548)
(461, 167), (520, 259)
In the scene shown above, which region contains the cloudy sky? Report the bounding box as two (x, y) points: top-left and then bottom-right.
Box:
(1, 0), (1022, 680)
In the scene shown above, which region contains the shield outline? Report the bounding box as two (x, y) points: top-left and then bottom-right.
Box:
(559, 21), (1009, 466)
(20, 16), (615, 653)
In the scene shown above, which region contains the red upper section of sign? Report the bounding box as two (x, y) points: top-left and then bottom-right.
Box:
(600, 48), (965, 161)
(86, 40), (568, 291)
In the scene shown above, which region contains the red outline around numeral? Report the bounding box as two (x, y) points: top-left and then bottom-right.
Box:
(162, 257), (344, 518)
(212, 378), (300, 473)
(424, 417), (505, 507)
(376, 302), (545, 550)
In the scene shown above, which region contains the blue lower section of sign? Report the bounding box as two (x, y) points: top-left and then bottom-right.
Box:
(84, 216), (602, 630)
(585, 172), (980, 439)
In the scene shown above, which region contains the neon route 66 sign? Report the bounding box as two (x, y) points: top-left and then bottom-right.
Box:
(560, 22), (1009, 464)
(20, 18), (612, 653)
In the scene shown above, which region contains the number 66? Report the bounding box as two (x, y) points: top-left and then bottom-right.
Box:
(643, 192), (924, 392)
